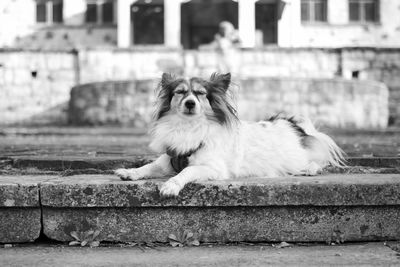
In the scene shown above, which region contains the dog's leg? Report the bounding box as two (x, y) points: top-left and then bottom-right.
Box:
(160, 165), (220, 196)
(115, 154), (174, 181)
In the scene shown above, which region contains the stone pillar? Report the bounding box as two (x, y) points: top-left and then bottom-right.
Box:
(164, 0), (181, 48)
(118, 0), (136, 48)
(63, 0), (86, 25)
(328, 0), (348, 25)
(278, 0), (301, 47)
(238, 0), (257, 48)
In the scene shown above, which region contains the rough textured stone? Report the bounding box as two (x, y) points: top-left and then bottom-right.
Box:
(10, 156), (400, 172)
(348, 157), (400, 167)
(2, 173), (400, 243)
(68, 80), (158, 127)
(0, 175), (47, 243)
(0, 208), (41, 243)
(42, 206), (400, 243)
(40, 174), (400, 207)
(0, 175), (44, 207)
(12, 156), (154, 171)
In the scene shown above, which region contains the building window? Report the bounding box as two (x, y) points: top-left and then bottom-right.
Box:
(349, 0), (379, 23)
(36, 0), (63, 24)
(132, 1), (164, 45)
(86, 0), (114, 24)
(36, 2), (47, 23)
(102, 1), (114, 23)
(301, 0), (327, 23)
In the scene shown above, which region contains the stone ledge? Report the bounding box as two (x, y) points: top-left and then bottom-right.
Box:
(0, 208), (41, 243)
(42, 206), (400, 243)
(0, 175), (50, 207)
(347, 157), (400, 168)
(2, 174), (400, 208)
(40, 174), (400, 207)
(1, 174), (400, 243)
(0, 175), (49, 243)
(7, 156), (400, 171)
(11, 156), (155, 171)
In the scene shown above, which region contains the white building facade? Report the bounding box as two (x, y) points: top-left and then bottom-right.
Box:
(0, 0), (399, 49)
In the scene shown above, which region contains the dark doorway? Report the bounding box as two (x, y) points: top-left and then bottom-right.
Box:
(256, 0), (278, 45)
(131, 0), (164, 45)
(181, 0), (238, 49)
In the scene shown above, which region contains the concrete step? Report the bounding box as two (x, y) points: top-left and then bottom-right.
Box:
(1, 243), (399, 267)
(2, 156), (400, 172)
(1, 174), (400, 244)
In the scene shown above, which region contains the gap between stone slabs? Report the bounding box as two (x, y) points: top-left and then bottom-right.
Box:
(0, 175), (57, 243)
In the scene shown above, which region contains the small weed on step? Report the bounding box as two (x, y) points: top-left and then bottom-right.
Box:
(69, 230), (101, 247)
(168, 231), (200, 247)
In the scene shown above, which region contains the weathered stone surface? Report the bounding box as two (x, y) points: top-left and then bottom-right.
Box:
(40, 174), (400, 207)
(68, 80), (158, 127)
(348, 157), (400, 168)
(0, 175), (44, 207)
(42, 206), (400, 243)
(2, 173), (400, 243)
(0, 175), (46, 242)
(9, 156), (400, 172)
(0, 208), (41, 242)
(12, 156), (154, 171)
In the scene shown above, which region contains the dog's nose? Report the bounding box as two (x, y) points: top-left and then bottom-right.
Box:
(185, 100), (196, 109)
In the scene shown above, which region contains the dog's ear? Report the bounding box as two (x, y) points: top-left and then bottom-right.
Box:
(206, 72), (238, 126)
(154, 73), (175, 121)
(210, 73), (231, 92)
(161, 73), (175, 88)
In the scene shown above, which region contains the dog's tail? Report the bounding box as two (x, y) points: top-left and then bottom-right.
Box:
(298, 118), (346, 168)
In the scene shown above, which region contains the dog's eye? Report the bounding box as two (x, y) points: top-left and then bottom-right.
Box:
(194, 91), (206, 96)
(175, 90), (185, 95)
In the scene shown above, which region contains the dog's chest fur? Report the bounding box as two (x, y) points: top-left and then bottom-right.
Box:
(149, 116), (209, 156)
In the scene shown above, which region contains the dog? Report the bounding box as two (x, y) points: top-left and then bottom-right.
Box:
(115, 72), (345, 196)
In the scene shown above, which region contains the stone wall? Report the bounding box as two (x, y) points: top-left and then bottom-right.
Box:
(184, 48), (340, 78)
(0, 47), (399, 127)
(69, 78), (388, 129)
(341, 48), (400, 125)
(12, 27), (117, 50)
(68, 80), (157, 127)
(78, 49), (183, 83)
(0, 50), (77, 124)
(237, 78), (388, 129)
(184, 48), (400, 125)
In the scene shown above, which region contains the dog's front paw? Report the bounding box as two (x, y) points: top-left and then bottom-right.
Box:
(160, 179), (183, 197)
(300, 162), (321, 176)
(114, 168), (141, 181)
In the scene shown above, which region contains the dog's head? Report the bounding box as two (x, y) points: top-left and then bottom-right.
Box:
(154, 72), (238, 126)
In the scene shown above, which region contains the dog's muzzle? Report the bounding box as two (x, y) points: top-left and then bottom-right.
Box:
(184, 99), (196, 110)
(183, 99), (197, 114)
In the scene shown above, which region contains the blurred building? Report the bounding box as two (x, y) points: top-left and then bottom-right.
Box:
(0, 0), (399, 50)
(1, 0), (400, 127)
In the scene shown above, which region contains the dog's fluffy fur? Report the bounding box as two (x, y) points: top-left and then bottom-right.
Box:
(115, 73), (345, 196)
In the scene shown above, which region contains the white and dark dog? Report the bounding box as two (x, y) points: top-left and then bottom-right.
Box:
(115, 73), (345, 196)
